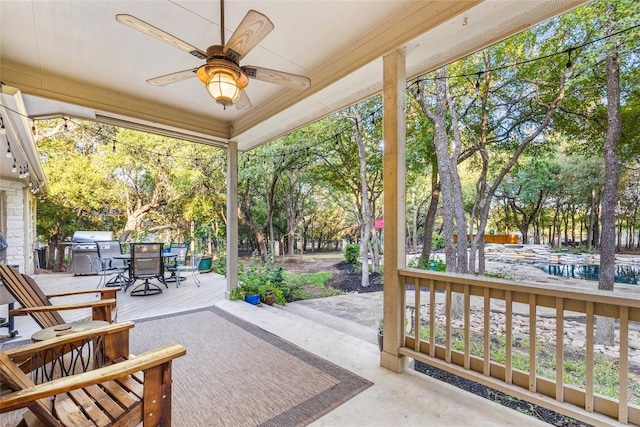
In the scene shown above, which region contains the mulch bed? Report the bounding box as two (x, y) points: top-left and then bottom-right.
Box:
(326, 261), (383, 293)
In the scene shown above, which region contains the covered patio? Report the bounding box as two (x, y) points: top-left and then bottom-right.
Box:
(1, 270), (544, 426)
(3, 1), (637, 425)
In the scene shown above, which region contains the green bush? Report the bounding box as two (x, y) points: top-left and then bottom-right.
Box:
(407, 256), (446, 272)
(432, 234), (444, 249)
(344, 243), (360, 264)
(231, 258), (289, 305)
(212, 247), (227, 275)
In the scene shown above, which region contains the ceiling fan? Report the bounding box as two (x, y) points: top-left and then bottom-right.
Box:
(116, 0), (311, 110)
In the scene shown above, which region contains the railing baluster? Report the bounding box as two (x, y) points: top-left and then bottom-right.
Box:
(619, 306), (629, 424)
(464, 284), (470, 370)
(483, 287), (490, 376)
(555, 297), (564, 402)
(585, 301), (594, 412)
(529, 294), (536, 392)
(414, 279), (421, 351)
(505, 290), (513, 385)
(445, 282), (452, 363)
(429, 280), (435, 357)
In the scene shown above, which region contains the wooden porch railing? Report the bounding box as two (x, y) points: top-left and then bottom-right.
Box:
(396, 268), (640, 426)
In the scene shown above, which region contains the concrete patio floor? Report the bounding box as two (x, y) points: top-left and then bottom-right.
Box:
(0, 270), (546, 426)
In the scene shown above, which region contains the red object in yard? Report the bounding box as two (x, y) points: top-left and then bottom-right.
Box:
(375, 219), (384, 229)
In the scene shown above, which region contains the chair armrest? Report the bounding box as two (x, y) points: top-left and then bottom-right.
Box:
(4, 322), (134, 360)
(9, 299), (117, 316)
(0, 344), (186, 412)
(47, 288), (121, 298)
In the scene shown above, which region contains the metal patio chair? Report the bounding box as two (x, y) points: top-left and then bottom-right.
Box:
(95, 240), (130, 287)
(89, 255), (127, 289)
(175, 253), (203, 287)
(128, 242), (165, 296)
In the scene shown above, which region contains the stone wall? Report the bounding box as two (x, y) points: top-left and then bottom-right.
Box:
(1, 179), (36, 273)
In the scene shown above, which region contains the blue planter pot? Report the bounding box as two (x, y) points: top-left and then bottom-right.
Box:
(245, 294), (261, 305)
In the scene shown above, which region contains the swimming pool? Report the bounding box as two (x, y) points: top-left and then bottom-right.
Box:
(534, 263), (639, 285)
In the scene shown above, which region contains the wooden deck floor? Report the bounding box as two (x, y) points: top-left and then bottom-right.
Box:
(1, 269), (227, 343)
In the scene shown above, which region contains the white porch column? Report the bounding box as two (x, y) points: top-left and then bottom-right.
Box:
(381, 49), (407, 373)
(226, 141), (239, 298)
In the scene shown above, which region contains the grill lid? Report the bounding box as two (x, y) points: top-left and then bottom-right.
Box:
(72, 231), (114, 243)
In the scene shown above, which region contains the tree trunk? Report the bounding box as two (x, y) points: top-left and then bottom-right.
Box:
(420, 178), (441, 266)
(351, 106), (371, 287)
(595, 1), (621, 346)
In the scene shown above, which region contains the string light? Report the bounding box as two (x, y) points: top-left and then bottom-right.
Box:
(0, 116), (5, 135)
(6, 140), (12, 158)
(11, 159), (17, 173)
(565, 48), (573, 75)
(474, 71), (482, 96)
(32, 121), (37, 135)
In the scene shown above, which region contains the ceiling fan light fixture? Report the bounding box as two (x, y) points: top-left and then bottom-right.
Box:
(197, 60), (248, 107)
(206, 69), (242, 107)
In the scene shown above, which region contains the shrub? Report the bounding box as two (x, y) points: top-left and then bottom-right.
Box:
(212, 247), (227, 275)
(432, 234), (444, 249)
(407, 256), (446, 272)
(344, 243), (360, 264)
(232, 257), (289, 305)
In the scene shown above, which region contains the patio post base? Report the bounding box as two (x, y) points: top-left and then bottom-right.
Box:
(380, 350), (406, 373)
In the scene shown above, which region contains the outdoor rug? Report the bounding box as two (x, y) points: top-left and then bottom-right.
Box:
(128, 306), (372, 427)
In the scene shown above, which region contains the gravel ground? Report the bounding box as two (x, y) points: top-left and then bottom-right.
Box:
(413, 361), (591, 427)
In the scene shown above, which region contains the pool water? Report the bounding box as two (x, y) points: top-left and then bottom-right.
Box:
(534, 263), (639, 285)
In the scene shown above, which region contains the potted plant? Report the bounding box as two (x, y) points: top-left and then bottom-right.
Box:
(258, 283), (285, 306)
(230, 282), (261, 305)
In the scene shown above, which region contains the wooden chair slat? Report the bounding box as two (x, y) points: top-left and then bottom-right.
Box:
(115, 374), (144, 398)
(53, 393), (96, 427)
(100, 380), (140, 409)
(67, 389), (113, 427)
(83, 385), (126, 420)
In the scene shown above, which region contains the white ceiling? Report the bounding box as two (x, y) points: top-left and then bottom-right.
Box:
(1, 0), (586, 172)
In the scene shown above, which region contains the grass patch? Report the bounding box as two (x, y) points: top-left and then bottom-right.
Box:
(283, 271), (342, 300)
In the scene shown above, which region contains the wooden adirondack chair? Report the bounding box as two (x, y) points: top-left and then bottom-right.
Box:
(0, 322), (186, 426)
(0, 264), (118, 330)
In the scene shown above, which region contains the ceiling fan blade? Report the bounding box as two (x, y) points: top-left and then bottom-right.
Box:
(224, 10), (274, 62)
(235, 90), (252, 110)
(146, 68), (199, 86)
(116, 14), (207, 60)
(242, 66), (310, 89)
